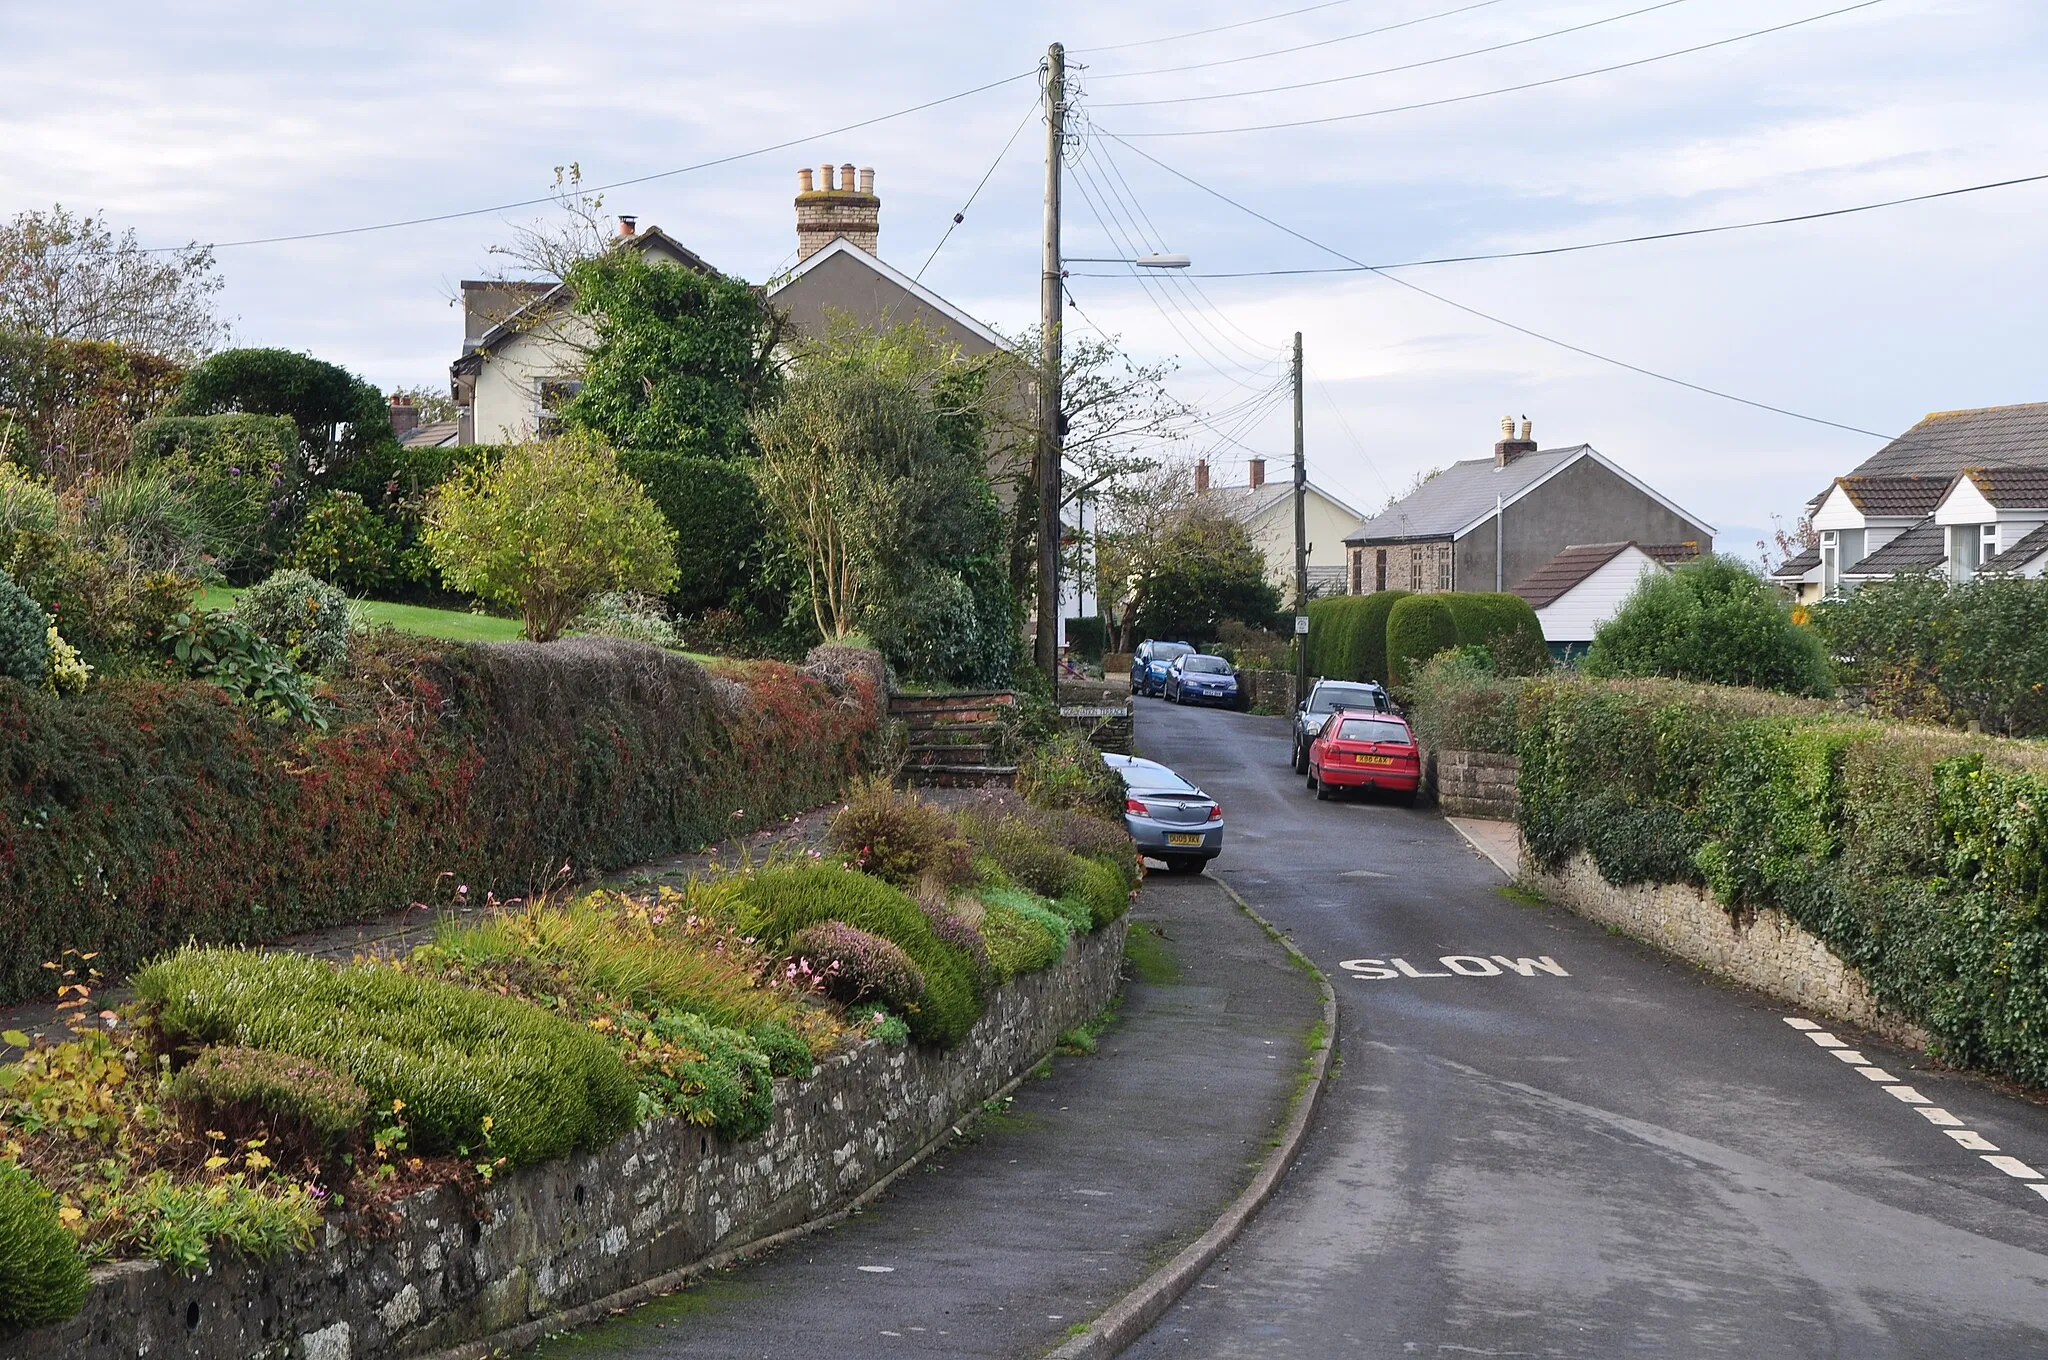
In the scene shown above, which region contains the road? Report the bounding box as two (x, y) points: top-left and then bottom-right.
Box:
(1123, 697), (2048, 1357)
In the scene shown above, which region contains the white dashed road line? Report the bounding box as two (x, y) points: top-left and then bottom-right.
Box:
(1784, 1015), (2046, 1207)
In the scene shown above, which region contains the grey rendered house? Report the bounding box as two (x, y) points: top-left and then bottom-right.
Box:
(1342, 419), (1713, 597)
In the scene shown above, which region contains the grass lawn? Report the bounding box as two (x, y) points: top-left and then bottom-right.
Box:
(197, 587), (526, 643)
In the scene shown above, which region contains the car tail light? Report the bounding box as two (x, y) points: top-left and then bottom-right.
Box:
(1207, 803), (1222, 820)
(1125, 797), (1149, 816)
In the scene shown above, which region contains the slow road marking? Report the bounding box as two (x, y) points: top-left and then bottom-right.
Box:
(1341, 955), (1569, 980)
(1783, 1016), (2045, 1208)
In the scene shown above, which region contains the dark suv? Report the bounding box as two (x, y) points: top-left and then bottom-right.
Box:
(1290, 678), (1392, 774)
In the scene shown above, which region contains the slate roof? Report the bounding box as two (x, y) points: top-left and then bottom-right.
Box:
(1981, 522), (2048, 574)
(399, 420), (460, 450)
(1509, 542), (1636, 610)
(1641, 543), (1704, 565)
(1844, 516), (1945, 576)
(454, 227), (720, 370)
(1344, 446), (1591, 543)
(1849, 403), (2048, 478)
(1770, 546), (1821, 580)
(1197, 480), (1366, 527)
(1832, 474), (1950, 517)
(1962, 465), (2048, 509)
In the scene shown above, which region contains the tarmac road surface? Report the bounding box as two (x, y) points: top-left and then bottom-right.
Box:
(1122, 696), (2048, 1358)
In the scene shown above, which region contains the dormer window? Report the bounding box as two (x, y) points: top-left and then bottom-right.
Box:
(1983, 522), (2000, 560)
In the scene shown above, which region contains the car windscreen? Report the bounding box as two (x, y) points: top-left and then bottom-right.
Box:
(1336, 717), (1411, 744)
(1308, 685), (1381, 713)
(1125, 771), (1200, 796)
(1150, 642), (1194, 659)
(1180, 656), (1230, 674)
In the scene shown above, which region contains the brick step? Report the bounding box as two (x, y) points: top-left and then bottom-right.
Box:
(904, 763), (1018, 789)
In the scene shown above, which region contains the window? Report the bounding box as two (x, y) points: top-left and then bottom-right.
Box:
(536, 379), (583, 437)
(1336, 717), (1411, 744)
(1820, 530), (1838, 597)
(1307, 684), (1387, 714)
(1950, 524), (1984, 582)
(1180, 656), (1230, 674)
(1984, 522), (2001, 560)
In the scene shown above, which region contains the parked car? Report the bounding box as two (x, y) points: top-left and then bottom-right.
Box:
(1162, 653), (1244, 708)
(1130, 639), (1195, 697)
(1290, 679), (1392, 774)
(1103, 752), (1223, 874)
(1306, 710), (1422, 804)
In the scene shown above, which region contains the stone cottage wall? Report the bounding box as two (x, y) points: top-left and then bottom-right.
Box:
(1, 922), (1127, 1360)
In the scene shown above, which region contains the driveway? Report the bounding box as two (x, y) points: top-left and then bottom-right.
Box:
(1122, 696), (2048, 1358)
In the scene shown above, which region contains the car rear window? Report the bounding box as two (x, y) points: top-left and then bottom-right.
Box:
(1309, 685), (1383, 714)
(1151, 642), (1194, 659)
(1124, 770), (1199, 795)
(1180, 656), (1229, 674)
(1337, 717), (1411, 744)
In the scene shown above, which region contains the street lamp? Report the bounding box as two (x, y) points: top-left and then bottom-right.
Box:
(1063, 253), (1192, 269)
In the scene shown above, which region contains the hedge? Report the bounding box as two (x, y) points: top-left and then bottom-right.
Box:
(1473, 670), (2048, 1088)
(0, 637), (883, 1005)
(1385, 595), (1459, 687)
(129, 413), (302, 572)
(615, 450), (767, 617)
(1307, 590), (1408, 684)
(1439, 592), (1543, 654)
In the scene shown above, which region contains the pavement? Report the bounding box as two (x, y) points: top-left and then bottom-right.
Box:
(1118, 696), (2048, 1357)
(1446, 814), (1521, 878)
(518, 874), (1324, 1360)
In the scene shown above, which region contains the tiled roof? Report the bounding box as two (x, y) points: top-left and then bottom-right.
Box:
(1844, 516), (1945, 576)
(1770, 546), (1821, 579)
(1344, 447), (1591, 543)
(399, 420), (460, 450)
(1850, 403), (2048, 478)
(1198, 480), (1365, 527)
(1981, 522), (2048, 574)
(1963, 465), (2048, 509)
(1833, 474), (1949, 517)
(1509, 542), (1637, 610)
(1640, 542), (1703, 565)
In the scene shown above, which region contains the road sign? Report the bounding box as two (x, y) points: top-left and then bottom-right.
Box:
(1294, 615), (1310, 635)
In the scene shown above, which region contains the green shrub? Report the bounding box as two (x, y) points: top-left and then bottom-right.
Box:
(746, 1020), (814, 1080)
(0, 1162), (89, 1329)
(234, 568), (352, 674)
(164, 609), (323, 725)
(787, 920), (929, 1013)
(130, 413), (301, 572)
(616, 450), (767, 616)
(964, 811), (1083, 901)
(103, 1169), (320, 1275)
(1016, 732), (1123, 821)
(1064, 615), (1107, 662)
(286, 489), (399, 593)
(1308, 590), (1408, 684)
(1439, 592), (1546, 673)
(74, 470), (215, 575)
(1074, 856), (1132, 928)
(1585, 556), (1831, 697)
(0, 460), (60, 540)
(1385, 594), (1460, 688)
(978, 884), (1073, 950)
(165, 348), (391, 476)
(569, 591), (681, 649)
(977, 898), (1065, 981)
(168, 1046), (368, 1164)
(828, 778), (971, 889)
(1405, 649), (1525, 753)
(0, 567), (51, 685)
(1811, 574), (2048, 736)
(135, 948), (639, 1168)
(634, 1010), (775, 1140)
(732, 865), (981, 1043)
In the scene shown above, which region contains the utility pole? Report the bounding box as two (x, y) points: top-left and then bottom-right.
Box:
(1293, 331), (1309, 702)
(1034, 41), (1066, 682)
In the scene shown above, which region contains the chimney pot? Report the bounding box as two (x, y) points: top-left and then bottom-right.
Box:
(820, 163), (835, 191)
(1248, 457), (1266, 489)
(1196, 459), (1210, 494)
(1519, 416), (1532, 441)
(387, 392), (420, 439)
(798, 168), (814, 193)
(796, 158), (883, 262)
(858, 166), (875, 196)
(617, 215), (637, 237)
(840, 163), (856, 191)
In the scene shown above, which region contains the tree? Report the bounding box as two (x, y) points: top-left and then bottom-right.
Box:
(485, 164), (616, 287)
(0, 332), (185, 485)
(1123, 506), (1280, 647)
(0, 205), (226, 362)
(1094, 457), (1200, 652)
(1584, 555), (1832, 697)
(424, 433), (677, 641)
(561, 250), (783, 457)
(166, 348), (394, 481)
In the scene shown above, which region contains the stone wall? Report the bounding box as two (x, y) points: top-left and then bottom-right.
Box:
(1239, 669), (1298, 713)
(1525, 852), (1928, 1048)
(2, 923), (1128, 1360)
(1061, 703), (1134, 755)
(1430, 749), (1520, 819)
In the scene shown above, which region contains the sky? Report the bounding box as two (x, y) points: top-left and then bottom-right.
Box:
(5, 0), (2044, 563)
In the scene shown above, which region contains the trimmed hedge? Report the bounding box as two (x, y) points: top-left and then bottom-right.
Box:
(1307, 590), (1408, 684)
(1439, 592), (1543, 655)
(0, 638), (881, 1005)
(1497, 671), (2048, 1087)
(0, 1162), (89, 1330)
(615, 450), (767, 617)
(137, 948), (639, 1168)
(1385, 594), (1459, 687)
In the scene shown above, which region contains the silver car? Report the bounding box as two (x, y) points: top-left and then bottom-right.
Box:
(1103, 752), (1223, 875)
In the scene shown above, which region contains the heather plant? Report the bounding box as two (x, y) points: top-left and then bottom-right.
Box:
(828, 777), (973, 890)
(787, 921), (929, 1014)
(976, 884), (1074, 950)
(234, 567), (351, 674)
(1073, 856), (1133, 929)
(1016, 731), (1124, 820)
(960, 809), (1083, 901)
(919, 903), (991, 996)
(0, 1161), (89, 1329)
(167, 1047), (368, 1169)
(975, 898), (1064, 981)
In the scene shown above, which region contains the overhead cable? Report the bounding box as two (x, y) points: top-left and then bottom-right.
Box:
(1092, 0), (1515, 81)
(916, 94), (1042, 280)
(1075, 0), (1366, 55)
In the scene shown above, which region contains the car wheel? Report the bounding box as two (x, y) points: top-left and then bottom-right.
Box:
(1293, 741), (1308, 776)
(1305, 765), (1317, 791)
(1313, 767), (1333, 801)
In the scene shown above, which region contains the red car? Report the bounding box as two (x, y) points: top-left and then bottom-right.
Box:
(1307, 710), (1422, 804)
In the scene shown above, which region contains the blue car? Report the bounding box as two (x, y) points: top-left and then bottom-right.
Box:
(1130, 639), (1194, 697)
(1162, 653), (1244, 708)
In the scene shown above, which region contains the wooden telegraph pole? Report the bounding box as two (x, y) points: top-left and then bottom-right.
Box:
(1293, 331), (1310, 700)
(1034, 42), (1066, 682)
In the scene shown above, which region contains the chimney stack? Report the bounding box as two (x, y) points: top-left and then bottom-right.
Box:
(1248, 457), (1266, 489)
(388, 393), (419, 439)
(1493, 413), (1538, 468)
(795, 161), (881, 262)
(617, 215), (637, 237)
(1196, 458), (1210, 494)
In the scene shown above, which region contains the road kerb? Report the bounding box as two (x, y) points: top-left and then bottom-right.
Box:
(1045, 879), (1340, 1360)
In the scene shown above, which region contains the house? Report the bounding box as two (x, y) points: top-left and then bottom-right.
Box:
(1192, 456), (1365, 600)
(1342, 418), (1713, 596)
(385, 395), (459, 451)
(1508, 541), (1699, 654)
(1770, 403), (2048, 595)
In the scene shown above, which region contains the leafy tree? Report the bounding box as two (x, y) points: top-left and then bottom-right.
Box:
(1585, 555), (1832, 697)
(1811, 573), (2048, 735)
(1126, 507), (1280, 647)
(425, 433), (677, 641)
(561, 251), (783, 457)
(0, 332), (185, 486)
(0, 205), (226, 362)
(166, 348), (393, 479)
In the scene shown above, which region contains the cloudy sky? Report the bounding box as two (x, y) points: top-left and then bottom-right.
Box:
(6, 0), (2042, 558)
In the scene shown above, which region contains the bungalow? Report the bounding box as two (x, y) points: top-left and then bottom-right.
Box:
(1191, 456), (1365, 598)
(1509, 540), (1699, 654)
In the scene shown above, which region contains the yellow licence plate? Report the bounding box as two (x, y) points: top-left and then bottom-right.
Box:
(1166, 833), (1204, 847)
(1356, 754), (1394, 766)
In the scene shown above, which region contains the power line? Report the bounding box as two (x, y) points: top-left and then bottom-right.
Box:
(147, 68), (1037, 252)
(916, 94), (1041, 281)
(1063, 169), (2048, 278)
(1092, 0), (1515, 81)
(1075, 0), (1366, 55)
(1110, 1), (1885, 137)
(1103, 131), (1901, 441)
(1096, 0), (1695, 108)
